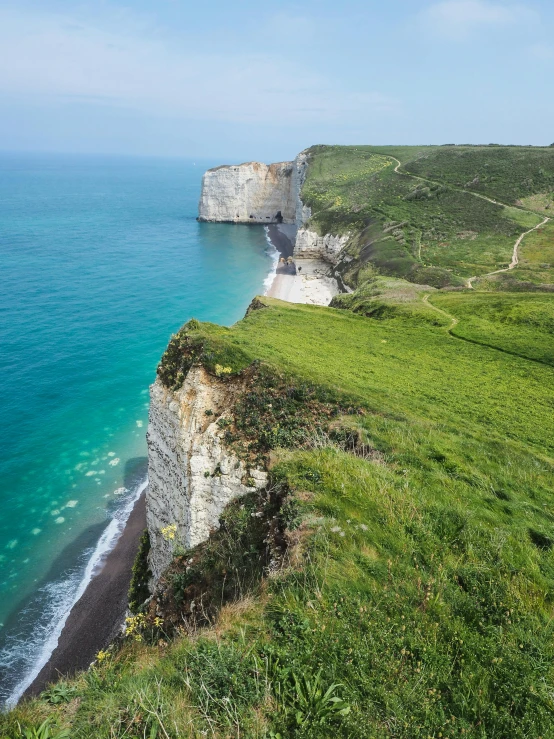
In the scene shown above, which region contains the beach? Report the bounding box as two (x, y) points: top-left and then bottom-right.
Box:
(24, 492), (147, 697)
(265, 225), (340, 306)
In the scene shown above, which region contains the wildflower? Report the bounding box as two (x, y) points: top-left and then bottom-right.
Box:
(96, 649), (110, 663)
(125, 612), (147, 640)
(160, 523), (177, 541)
(215, 364), (232, 376)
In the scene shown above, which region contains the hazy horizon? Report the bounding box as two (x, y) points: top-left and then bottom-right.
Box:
(0, 0), (552, 162)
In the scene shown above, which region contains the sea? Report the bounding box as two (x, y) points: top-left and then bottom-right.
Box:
(0, 152), (277, 706)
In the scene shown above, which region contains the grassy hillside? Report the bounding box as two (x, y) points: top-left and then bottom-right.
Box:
(431, 292), (554, 365)
(403, 146), (554, 205)
(4, 293), (554, 738)
(301, 145), (553, 290)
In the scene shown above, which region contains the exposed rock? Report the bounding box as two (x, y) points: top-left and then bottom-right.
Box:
(197, 147), (350, 267)
(292, 150), (312, 226)
(245, 296), (268, 315)
(198, 150), (312, 228)
(294, 228), (351, 265)
(198, 161), (296, 224)
(146, 368), (267, 583)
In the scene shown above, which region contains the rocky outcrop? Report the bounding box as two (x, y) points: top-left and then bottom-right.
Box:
(292, 150), (312, 227)
(197, 151), (311, 227)
(294, 228), (351, 265)
(146, 368), (267, 583)
(198, 150), (350, 266)
(198, 161), (296, 224)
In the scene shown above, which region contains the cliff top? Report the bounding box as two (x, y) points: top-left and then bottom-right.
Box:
(9, 291), (554, 736)
(205, 160), (292, 173)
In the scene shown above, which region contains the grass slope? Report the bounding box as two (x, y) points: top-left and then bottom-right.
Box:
(430, 292), (554, 365)
(402, 146), (554, 206)
(301, 145), (552, 290)
(4, 295), (554, 739)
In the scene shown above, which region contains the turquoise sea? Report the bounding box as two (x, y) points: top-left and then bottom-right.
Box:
(0, 153), (276, 705)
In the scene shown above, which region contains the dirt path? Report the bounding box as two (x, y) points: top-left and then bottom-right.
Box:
(422, 293), (458, 332)
(466, 216), (550, 288)
(388, 156), (551, 289)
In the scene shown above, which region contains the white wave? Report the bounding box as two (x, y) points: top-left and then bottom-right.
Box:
(5, 477), (148, 708)
(263, 226), (279, 295)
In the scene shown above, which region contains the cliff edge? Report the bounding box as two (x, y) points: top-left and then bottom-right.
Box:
(198, 149), (352, 266)
(146, 365), (267, 583)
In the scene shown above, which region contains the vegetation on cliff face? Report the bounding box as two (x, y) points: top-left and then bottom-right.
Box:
(4, 291), (554, 738)
(301, 144), (553, 291)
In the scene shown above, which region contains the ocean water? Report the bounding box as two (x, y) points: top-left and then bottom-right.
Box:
(0, 152), (276, 705)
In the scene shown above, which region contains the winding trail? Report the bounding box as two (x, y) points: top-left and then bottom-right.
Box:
(466, 217), (550, 288)
(422, 293), (458, 332)
(388, 156), (551, 288)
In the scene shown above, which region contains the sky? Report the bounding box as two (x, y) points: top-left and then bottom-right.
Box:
(0, 0), (552, 161)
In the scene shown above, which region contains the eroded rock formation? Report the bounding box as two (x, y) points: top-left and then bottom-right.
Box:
(198, 161), (296, 224)
(197, 149), (350, 265)
(294, 228), (351, 265)
(146, 367), (267, 582)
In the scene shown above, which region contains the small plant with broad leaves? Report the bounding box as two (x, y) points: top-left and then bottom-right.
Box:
(288, 670), (350, 728)
(6, 719), (71, 739)
(40, 682), (76, 705)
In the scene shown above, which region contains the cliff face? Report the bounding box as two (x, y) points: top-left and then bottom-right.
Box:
(146, 367), (267, 583)
(294, 228), (351, 265)
(197, 149), (350, 265)
(198, 161), (296, 224)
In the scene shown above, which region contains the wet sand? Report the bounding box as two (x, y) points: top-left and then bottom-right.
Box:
(266, 224), (295, 258)
(24, 492), (147, 697)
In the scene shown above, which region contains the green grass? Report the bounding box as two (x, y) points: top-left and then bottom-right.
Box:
(301, 145), (550, 289)
(3, 295), (554, 737)
(193, 298), (554, 456)
(430, 291), (554, 365)
(402, 145), (554, 206)
(516, 219), (554, 286)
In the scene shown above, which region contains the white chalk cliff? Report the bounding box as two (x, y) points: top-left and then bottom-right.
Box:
(197, 149), (350, 264)
(294, 229), (351, 265)
(198, 161), (296, 224)
(146, 367), (267, 583)
(145, 150), (349, 586)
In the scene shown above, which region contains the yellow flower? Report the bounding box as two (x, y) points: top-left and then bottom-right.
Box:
(160, 524), (177, 541)
(215, 364), (232, 376)
(125, 613), (147, 638)
(96, 649), (110, 662)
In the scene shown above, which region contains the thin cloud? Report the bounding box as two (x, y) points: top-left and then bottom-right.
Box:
(529, 43), (554, 61)
(422, 1), (537, 38)
(0, 7), (398, 127)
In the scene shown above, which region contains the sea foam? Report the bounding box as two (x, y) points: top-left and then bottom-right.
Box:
(263, 226), (280, 294)
(2, 478), (147, 708)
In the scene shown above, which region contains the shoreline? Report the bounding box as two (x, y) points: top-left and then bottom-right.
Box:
(10, 225), (338, 706)
(15, 489), (147, 701)
(265, 225), (340, 306)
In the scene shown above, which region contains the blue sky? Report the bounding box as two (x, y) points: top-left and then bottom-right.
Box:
(0, 0), (552, 161)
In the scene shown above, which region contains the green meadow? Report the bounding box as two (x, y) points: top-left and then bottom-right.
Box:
(4, 290), (554, 738)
